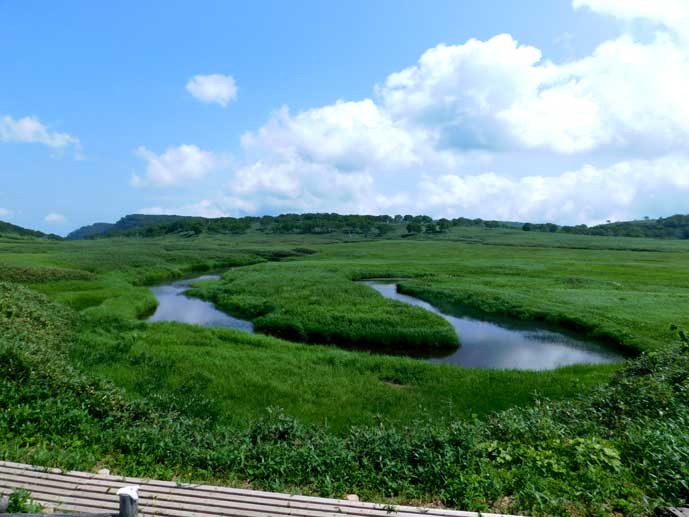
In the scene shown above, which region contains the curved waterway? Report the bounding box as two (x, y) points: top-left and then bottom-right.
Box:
(147, 275), (623, 370)
(363, 281), (624, 370)
(148, 275), (254, 331)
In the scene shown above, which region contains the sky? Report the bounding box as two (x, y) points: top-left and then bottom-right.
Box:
(2, 0), (689, 235)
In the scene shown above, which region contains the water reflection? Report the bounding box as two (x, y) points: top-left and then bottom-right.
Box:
(364, 281), (624, 370)
(148, 275), (254, 332)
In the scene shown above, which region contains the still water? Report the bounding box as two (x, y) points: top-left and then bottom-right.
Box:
(147, 276), (623, 370)
(148, 275), (254, 331)
(363, 281), (624, 370)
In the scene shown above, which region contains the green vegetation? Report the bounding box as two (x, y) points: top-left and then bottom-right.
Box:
(65, 221), (116, 240)
(191, 264), (458, 353)
(2, 223), (689, 515)
(524, 213), (689, 239)
(67, 212), (408, 239)
(194, 237), (689, 353)
(0, 219), (59, 239)
(5, 489), (43, 513)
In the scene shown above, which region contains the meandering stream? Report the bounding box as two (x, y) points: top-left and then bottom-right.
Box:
(147, 275), (254, 331)
(364, 281), (624, 370)
(147, 275), (624, 370)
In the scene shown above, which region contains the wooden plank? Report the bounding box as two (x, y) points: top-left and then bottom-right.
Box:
(3, 461), (449, 514)
(0, 461), (522, 517)
(0, 470), (466, 517)
(0, 464), (494, 517)
(1, 479), (390, 517)
(2, 514), (115, 517)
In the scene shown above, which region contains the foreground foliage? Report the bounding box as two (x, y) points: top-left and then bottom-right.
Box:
(1, 280), (688, 516)
(6, 489), (43, 513)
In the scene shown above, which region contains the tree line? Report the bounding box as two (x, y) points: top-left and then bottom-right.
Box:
(65, 213), (520, 239)
(522, 214), (689, 239)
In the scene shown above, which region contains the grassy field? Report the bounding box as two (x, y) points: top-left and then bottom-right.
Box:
(196, 237), (689, 353)
(2, 226), (689, 514)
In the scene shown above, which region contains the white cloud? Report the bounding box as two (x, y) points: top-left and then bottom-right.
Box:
(139, 199), (229, 218)
(132, 144), (226, 187)
(377, 34), (547, 150)
(44, 212), (66, 224)
(186, 74), (238, 107)
(1, 115), (81, 155)
(228, 155), (376, 214)
(0, 208), (13, 218)
(414, 155), (689, 224)
(499, 33), (689, 154)
(122, 1), (689, 223)
(212, 0), (689, 223)
(241, 100), (430, 172)
(573, 0), (689, 40)
(376, 31), (689, 154)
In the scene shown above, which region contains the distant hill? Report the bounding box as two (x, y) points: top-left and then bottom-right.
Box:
(66, 212), (531, 240)
(66, 222), (115, 240)
(67, 212), (689, 241)
(0, 220), (60, 239)
(523, 214), (689, 239)
(68, 213), (408, 239)
(67, 214), (203, 239)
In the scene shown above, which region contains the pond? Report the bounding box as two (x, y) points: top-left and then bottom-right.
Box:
(363, 281), (624, 370)
(147, 275), (254, 331)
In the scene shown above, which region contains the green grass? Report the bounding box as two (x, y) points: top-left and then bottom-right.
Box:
(1, 279), (689, 515)
(2, 227), (689, 514)
(68, 318), (617, 430)
(191, 264), (458, 353)
(192, 237), (689, 353)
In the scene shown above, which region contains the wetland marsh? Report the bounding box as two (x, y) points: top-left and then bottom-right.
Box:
(3, 225), (689, 515)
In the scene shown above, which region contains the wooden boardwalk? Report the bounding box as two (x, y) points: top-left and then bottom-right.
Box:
(0, 461), (520, 517)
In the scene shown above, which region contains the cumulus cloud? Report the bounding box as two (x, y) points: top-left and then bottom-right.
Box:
(414, 155), (689, 224)
(228, 155), (376, 214)
(1, 115), (81, 155)
(44, 212), (66, 224)
(132, 144), (226, 187)
(376, 31), (689, 154)
(241, 100), (430, 172)
(573, 0), (689, 40)
(212, 0), (689, 223)
(186, 74), (238, 107)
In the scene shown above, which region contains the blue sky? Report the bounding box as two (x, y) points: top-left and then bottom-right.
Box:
(2, 0), (689, 234)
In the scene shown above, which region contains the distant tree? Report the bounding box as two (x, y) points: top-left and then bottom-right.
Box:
(406, 222), (423, 234)
(522, 223), (532, 232)
(437, 218), (451, 232)
(376, 223), (394, 236)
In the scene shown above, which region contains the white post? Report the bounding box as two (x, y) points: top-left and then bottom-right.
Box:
(116, 486), (139, 517)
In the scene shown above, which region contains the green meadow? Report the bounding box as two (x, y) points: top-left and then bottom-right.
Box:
(2, 226), (689, 515)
